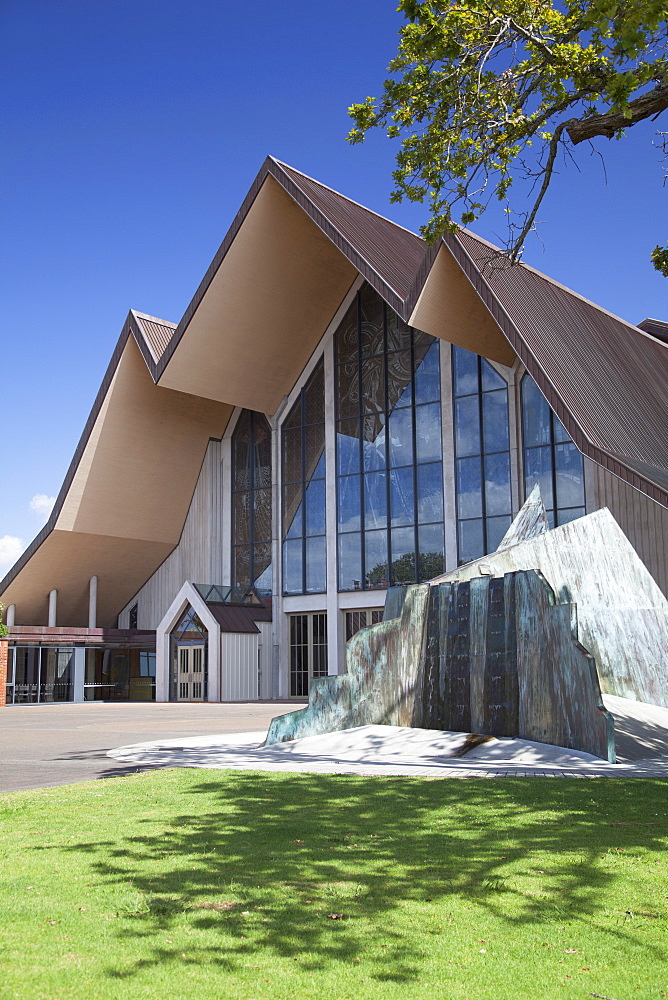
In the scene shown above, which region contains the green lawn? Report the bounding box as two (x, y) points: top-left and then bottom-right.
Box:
(1, 770), (667, 1000)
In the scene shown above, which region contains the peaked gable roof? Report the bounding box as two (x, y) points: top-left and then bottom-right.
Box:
(446, 229), (668, 505)
(1, 156), (666, 625)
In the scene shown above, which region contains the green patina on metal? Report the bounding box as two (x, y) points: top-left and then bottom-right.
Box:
(266, 490), (665, 761)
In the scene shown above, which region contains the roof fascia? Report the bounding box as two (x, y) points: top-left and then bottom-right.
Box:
(154, 158), (437, 386)
(442, 230), (668, 508)
(0, 313), (165, 596)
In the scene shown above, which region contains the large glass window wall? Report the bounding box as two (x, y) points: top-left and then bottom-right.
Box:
(282, 359), (326, 595)
(5, 646), (74, 704)
(84, 648), (156, 701)
(521, 374), (586, 527)
(232, 410), (273, 595)
(336, 284), (445, 590)
(452, 346), (513, 564)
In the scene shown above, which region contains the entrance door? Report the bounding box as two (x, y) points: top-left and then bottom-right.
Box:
(288, 613), (327, 696)
(177, 645), (205, 701)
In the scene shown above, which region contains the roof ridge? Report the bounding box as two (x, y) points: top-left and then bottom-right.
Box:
(270, 156), (425, 244)
(131, 309), (177, 328)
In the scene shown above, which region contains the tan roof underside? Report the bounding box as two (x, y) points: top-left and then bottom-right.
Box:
(5, 338), (232, 625)
(157, 176), (357, 410)
(409, 245), (516, 367)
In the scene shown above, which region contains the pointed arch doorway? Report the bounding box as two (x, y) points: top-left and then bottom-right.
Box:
(170, 605), (208, 702)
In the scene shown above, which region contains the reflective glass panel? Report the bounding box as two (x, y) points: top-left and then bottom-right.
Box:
(390, 465), (414, 526)
(417, 462), (444, 523)
(283, 538), (303, 595)
(482, 390), (510, 454)
(414, 342), (440, 404)
(232, 492), (251, 545)
(417, 523), (445, 580)
(386, 310), (412, 352)
(522, 377), (551, 446)
(305, 363), (325, 425)
(388, 407), (414, 467)
(338, 475), (361, 531)
(339, 532), (362, 591)
(337, 419), (361, 476)
(253, 489), (272, 543)
(365, 530), (389, 588)
(335, 300), (359, 367)
(282, 427), (302, 484)
(362, 418), (387, 471)
(456, 457), (483, 519)
(364, 471), (387, 530)
(337, 364), (359, 420)
(458, 518), (484, 565)
(454, 396), (481, 457)
(556, 506), (586, 526)
(555, 442), (586, 509)
(305, 478), (326, 536)
(524, 446), (555, 511)
(486, 515), (512, 552)
(305, 536), (326, 593)
(283, 482), (303, 539)
(415, 402), (441, 463)
(453, 347), (479, 397)
(390, 527), (417, 584)
(481, 359), (507, 392)
(361, 356), (385, 414)
(233, 546), (251, 587)
(253, 545), (273, 593)
(484, 452), (512, 516)
(360, 282), (385, 356)
(386, 351), (413, 408)
(335, 285), (444, 592)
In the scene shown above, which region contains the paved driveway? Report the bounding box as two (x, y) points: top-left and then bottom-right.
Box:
(0, 701), (303, 793)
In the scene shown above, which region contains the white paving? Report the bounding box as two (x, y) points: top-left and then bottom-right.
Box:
(108, 715), (668, 778)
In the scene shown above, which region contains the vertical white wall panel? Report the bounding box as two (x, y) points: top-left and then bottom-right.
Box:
(118, 439), (224, 629)
(258, 621), (273, 699)
(220, 632), (260, 701)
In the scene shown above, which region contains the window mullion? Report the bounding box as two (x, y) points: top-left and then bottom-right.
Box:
(479, 358), (488, 553)
(301, 390), (307, 594)
(410, 328), (419, 582)
(383, 302), (392, 586)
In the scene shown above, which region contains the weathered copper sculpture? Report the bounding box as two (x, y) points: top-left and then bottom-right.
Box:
(266, 489), (668, 762)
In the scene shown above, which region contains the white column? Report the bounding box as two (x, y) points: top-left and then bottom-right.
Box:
(323, 333), (343, 674)
(440, 341), (459, 572)
(88, 576), (98, 629)
(6, 604), (15, 627)
(48, 589), (57, 628)
(73, 647), (85, 703)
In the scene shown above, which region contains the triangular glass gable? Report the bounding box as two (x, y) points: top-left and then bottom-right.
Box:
(172, 605), (207, 642)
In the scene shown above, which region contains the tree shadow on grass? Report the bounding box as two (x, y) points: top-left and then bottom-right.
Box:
(58, 772), (668, 984)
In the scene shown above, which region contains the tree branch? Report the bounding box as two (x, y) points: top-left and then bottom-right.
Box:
(508, 122), (566, 260)
(565, 83), (668, 144)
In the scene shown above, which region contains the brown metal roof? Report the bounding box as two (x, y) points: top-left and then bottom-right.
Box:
(132, 311), (177, 362)
(638, 318), (668, 345)
(205, 602), (271, 634)
(275, 160), (427, 306)
(448, 229), (668, 506)
(2, 157), (667, 626)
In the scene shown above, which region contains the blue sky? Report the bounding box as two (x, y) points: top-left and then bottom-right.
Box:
(1, 0), (666, 574)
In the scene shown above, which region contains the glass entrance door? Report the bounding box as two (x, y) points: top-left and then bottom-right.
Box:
(177, 645), (205, 702)
(288, 613), (328, 696)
